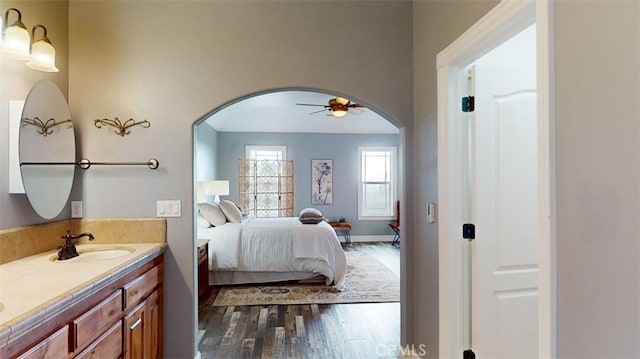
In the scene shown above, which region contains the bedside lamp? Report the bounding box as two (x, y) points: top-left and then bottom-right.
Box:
(196, 181), (206, 204)
(205, 180), (229, 203)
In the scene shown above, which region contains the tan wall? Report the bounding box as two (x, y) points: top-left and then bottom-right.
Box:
(68, 1), (413, 357)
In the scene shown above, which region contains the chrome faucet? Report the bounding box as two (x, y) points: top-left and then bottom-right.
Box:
(58, 230), (95, 260)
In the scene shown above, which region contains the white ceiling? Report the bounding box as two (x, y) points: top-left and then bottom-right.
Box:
(204, 90), (399, 134)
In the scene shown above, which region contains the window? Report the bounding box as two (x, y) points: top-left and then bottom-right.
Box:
(245, 145), (287, 161)
(358, 146), (396, 220)
(239, 145), (293, 218)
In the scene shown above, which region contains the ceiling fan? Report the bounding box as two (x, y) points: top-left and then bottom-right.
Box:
(296, 96), (365, 117)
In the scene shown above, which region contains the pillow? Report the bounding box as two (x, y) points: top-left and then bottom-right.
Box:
(299, 207), (324, 224)
(219, 200), (243, 223)
(299, 216), (324, 224)
(235, 202), (250, 219)
(197, 202), (227, 226)
(299, 207), (322, 217)
(196, 214), (211, 229)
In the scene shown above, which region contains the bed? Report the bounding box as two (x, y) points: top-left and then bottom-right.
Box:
(197, 205), (347, 289)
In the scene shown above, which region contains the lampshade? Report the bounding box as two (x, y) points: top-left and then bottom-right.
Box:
(26, 25), (58, 72)
(205, 180), (229, 203)
(196, 182), (206, 204)
(205, 180), (230, 196)
(2, 9), (30, 61)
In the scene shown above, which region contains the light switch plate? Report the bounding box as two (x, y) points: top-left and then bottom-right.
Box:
(157, 200), (181, 217)
(427, 202), (436, 223)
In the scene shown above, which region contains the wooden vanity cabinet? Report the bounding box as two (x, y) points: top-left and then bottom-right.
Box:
(7, 256), (163, 359)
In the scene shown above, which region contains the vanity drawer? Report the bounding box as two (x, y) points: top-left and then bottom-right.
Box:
(74, 320), (123, 359)
(124, 265), (160, 310)
(17, 325), (69, 359)
(72, 290), (123, 351)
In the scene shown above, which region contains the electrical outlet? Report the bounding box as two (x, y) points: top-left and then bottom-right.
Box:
(71, 201), (83, 218)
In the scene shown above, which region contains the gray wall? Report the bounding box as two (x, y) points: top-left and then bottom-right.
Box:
(0, 0), (69, 229)
(195, 123), (218, 182)
(412, 1), (498, 355)
(215, 131), (399, 236)
(68, 2), (413, 357)
(555, 1), (640, 357)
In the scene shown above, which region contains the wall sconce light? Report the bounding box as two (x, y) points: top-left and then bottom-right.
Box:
(1, 8), (59, 72)
(26, 25), (58, 72)
(2, 8), (30, 61)
(205, 180), (230, 203)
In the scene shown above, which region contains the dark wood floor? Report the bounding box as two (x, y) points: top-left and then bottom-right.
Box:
(198, 242), (400, 359)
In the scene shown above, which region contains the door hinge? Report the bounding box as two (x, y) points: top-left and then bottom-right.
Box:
(462, 223), (475, 240)
(462, 96), (475, 112)
(463, 349), (476, 359)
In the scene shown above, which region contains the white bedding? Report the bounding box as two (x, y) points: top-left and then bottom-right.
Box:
(198, 217), (347, 288)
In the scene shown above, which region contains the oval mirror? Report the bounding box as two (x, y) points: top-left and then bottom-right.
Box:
(19, 80), (76, 219)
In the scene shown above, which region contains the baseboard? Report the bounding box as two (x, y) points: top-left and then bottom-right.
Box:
(349, 234), (395, 243)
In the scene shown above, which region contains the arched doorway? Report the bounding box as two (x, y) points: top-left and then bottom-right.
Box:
(192, 87), (406, 358)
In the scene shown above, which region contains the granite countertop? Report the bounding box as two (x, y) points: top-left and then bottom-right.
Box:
(0, 243), (167, 349)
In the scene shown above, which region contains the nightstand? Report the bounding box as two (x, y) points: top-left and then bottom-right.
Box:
(328, 221), (352, 247)
(197, 239), (209, 297)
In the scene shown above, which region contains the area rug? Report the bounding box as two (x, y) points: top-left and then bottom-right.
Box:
(211, 251), (399, 306)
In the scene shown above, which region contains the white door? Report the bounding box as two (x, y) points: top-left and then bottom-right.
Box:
(469, 64), (538, 358)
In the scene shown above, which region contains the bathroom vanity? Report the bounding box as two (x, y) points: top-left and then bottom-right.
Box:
(0, 243), (167, 358)
(1, 70), (169, 358)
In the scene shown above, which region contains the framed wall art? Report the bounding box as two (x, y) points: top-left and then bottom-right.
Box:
(311, 159), (333, 205)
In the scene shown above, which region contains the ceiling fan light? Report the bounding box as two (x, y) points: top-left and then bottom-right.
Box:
(332, 109), (347, 118)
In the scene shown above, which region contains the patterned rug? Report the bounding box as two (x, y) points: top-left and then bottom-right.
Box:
(211, 251), (399, 306)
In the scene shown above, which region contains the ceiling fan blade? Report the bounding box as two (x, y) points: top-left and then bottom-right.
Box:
(349, 103), (365, 108)
(296, 103), (326, 107)
(309, 109), (329, 114)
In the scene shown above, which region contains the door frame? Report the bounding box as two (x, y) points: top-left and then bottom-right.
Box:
(436, 1), (556, 358)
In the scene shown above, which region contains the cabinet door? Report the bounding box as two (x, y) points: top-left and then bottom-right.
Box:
(146, 289), (162, 359)
(124, 302), (146, 359)
(17, 325), (69, 359)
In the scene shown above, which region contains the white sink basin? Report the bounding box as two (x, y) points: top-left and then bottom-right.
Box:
(51, 247), (135, 263)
